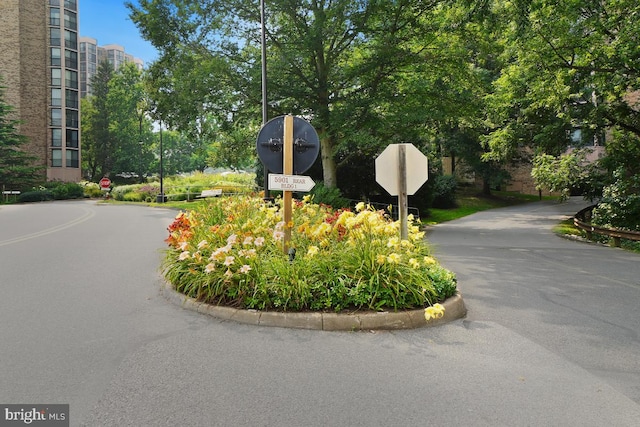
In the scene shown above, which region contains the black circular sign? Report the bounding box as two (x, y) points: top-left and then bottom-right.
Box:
(256, 116), (320, 174)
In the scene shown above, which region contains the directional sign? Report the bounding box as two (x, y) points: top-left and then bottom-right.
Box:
(268, 174), (315, 192)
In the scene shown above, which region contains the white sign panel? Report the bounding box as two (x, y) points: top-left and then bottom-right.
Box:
(268, 174), (315, 192)
(375, 143), (428, 196)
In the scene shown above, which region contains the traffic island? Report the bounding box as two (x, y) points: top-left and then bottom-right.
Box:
(160, 282), (466, 331)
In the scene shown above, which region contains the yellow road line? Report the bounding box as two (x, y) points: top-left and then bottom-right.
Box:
(0, 206), (96, 247)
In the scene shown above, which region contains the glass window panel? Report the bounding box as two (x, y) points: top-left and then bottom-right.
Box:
(50, 28), (61, 47)
(50, 0), (60, 6)
(66, 150), (79, 168)
(64, 0), (76, 11)
(65, 70), (78, 89)
(51, 88), (62, 106)
(66, 130), (78, 148)
(50, 108), (62, 126)
(65, 109), (78, 128)
(51, 48), (61, 66)
(51, 68), (61, 86)
(64, 10), (76, 30)
(52, 129), (62, 147)
(64, 30), (77, 47)
(65, 49), (77, 69)
(52, 149), (62, 167)
(50, 8), (60, 25)
(65, 89), (78, 109)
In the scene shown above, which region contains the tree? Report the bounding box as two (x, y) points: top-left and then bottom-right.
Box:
(82, 62), (156, 181)
(480, 0), (640, 160)
(82, 61), (114, 180)
(0, 80), (42, 191)
(127, 0), (470, 189)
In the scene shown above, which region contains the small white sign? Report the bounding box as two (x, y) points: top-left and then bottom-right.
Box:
(268, 174), (315, 192)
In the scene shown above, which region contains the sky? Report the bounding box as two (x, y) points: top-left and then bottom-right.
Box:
(79, 0), (158, 66)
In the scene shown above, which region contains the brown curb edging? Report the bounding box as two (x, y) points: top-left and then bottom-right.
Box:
(160, 282), (466, 331)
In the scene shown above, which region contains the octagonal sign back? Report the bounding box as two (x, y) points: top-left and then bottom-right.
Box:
(375, 143), (428, 196)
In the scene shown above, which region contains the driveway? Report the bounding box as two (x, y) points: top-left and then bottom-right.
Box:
(1, 199), (639, 426)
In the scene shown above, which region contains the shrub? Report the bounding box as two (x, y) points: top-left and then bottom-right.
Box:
(162, 196), (457, 312)
(18, 190), (53, 202)
(431, 175), (458, 208)
(123, 192), (144, 202)
(82, 182), (104, 198)
(47, 182), (84, 200)
(307, 182), (350, 209)
(592, 169), (640, 231)
(111, 184), (139, 201)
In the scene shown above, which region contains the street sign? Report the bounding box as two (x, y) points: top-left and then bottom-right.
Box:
(99, 177), (111, 190)
(268, 174), (315, 192)
(375, 143), (429, 240)
(256, 115), (320, 174)
(375, 143), (428, 196)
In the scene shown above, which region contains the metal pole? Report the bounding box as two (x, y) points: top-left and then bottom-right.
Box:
(260, 0), (270, 200)
(158, 122), (165, 203)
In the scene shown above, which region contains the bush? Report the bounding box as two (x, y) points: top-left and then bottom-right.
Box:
(163, 196), (457, 312)
(307, 182), (350, 209)
(431, 175), (458, 208)
(47, 182), (84, 200)
(82, 182), (104, 198)
(123, 192), (144, 202)
(18, 190), (53, 202)
(592, 169), (640, 231)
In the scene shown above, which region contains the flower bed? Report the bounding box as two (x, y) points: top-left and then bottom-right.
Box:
(163, 195), (457, 312)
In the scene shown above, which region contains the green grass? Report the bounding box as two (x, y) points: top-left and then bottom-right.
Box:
(553, 219), (584, 237)
(424, 189), (553, 225)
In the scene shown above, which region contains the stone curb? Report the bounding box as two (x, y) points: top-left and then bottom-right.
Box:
(160, 282), (466, 331)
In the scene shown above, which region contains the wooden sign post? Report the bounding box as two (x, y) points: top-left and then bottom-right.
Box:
(283, 115), (294, 252)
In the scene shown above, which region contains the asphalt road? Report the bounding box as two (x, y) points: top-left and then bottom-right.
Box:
(1, 199), (639, 426)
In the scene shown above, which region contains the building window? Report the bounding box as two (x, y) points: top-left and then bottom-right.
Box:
(64, 30), (77, 47)
(50, 108), (62, 126)
(52, 149), (62, 167)
(64, 0), (77, 11)
(65, 89), (78, 109)
(66, 129), (78, 148)
(50, 28), (61, 47)
(64, 10), (77, 31)
(49, 0), (60, 6)
(51, 68), (62, 86)
(65, 70), (78, 89)
(65, 109), (78, 128)
(51, 48), (62, 66)
(65, 49), (78, 69)
(51, 88), (62, 107)
(66, 150), (79, 168)
(50, 8), (60, 25)
(52, 129), (62, 147)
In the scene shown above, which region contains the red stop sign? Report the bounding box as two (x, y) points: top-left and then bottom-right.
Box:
(99, 177), (111, 189)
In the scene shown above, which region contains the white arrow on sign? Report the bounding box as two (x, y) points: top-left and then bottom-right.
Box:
(268, 174), (316, 192)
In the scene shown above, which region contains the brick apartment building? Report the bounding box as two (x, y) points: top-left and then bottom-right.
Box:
(0, 0), (81, 182)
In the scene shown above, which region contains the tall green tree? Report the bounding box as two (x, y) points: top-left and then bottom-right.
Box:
(480, 0), (640, 159)
(82, 61), (114, 180)
(0, 80), (42, 191)
(127, 0), (469, 189)
(82, 62), (156, 180)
